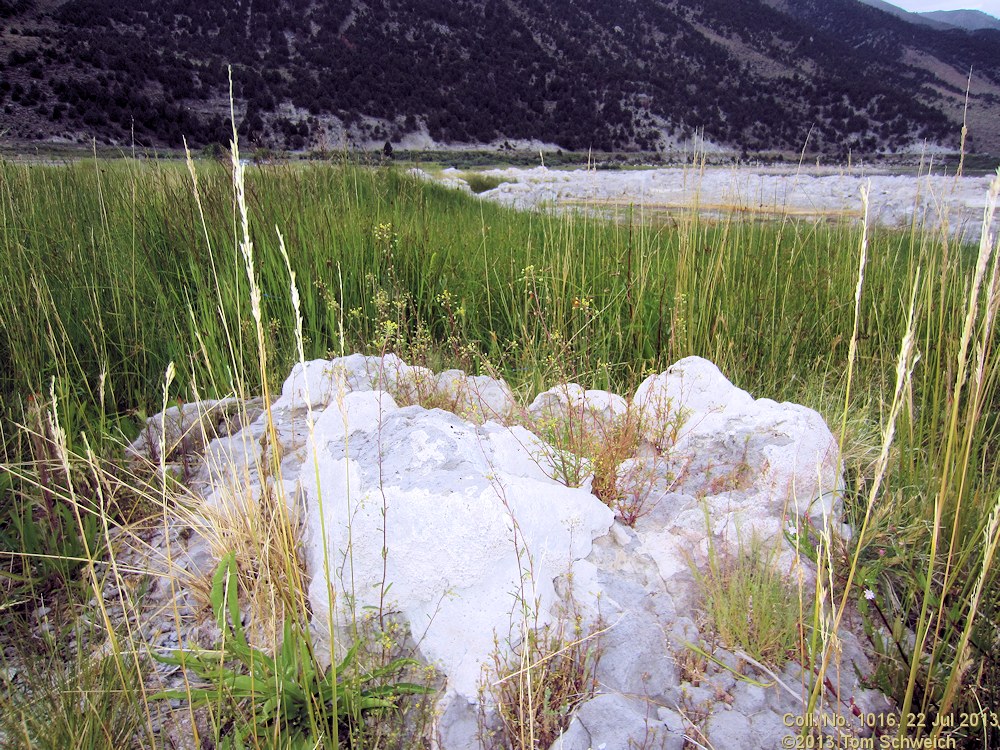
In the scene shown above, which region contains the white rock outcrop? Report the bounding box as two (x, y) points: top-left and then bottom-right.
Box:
(131, 354), (893, 750)
(527, 383), (629, 447)
(126, 397), (261, 463)
(297, 388), (614, 701)
(630, 356), (843, 586)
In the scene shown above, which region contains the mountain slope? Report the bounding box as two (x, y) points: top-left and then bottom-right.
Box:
(761, 0), (1000, 153)
(0, 0), (998, 154)
(921, 9), (1000, 31)
(855, 0), (954, 29)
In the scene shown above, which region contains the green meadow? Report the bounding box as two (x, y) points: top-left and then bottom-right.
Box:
(0, 154), (997, 747)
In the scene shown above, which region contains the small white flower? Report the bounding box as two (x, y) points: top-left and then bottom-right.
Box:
(864, 588), (876, 601)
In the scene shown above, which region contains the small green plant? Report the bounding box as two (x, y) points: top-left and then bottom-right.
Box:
(481, 605), (601, 750)
(589, 407), (673, 526)
(153, 552), (432, 749)
(528, 397), (682, 526)
(589, 410), (641, 504)
(693, 529), (801, 669)
(529, 411), (595, 489)
(597, 456), (661, 527)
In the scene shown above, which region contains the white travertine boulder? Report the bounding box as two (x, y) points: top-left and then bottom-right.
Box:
(297, 390), (614, 702)
(631, 356), (842, 584)
(634, 356), (841, 524)
(275, 353), (412, 412)
(150, 354), (888, 750)
(433, 369), (517, 423)
(528, 383), (629, 440)
(126, 397), (256, 461)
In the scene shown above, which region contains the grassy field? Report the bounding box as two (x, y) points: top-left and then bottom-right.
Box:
(0, 152), (998, 747)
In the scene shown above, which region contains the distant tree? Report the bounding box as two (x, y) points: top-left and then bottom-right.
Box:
(239, 108), (264, 139)
(201, 142), (225, 160)
(82, 105), (106, 127)
(382, 140), (394, 159)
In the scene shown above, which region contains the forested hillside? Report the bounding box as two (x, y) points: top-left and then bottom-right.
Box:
(1, 0), (998, 154)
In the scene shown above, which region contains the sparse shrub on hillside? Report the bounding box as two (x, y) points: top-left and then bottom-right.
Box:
(0, 0), (983, 151)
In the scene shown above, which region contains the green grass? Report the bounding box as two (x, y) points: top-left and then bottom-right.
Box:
(462, 171), (510, 194)
(0, 154), (998, 747)
(0, 157), (966, 416)
(693, 532), (801, 669)
(0, 642), (150, 750)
